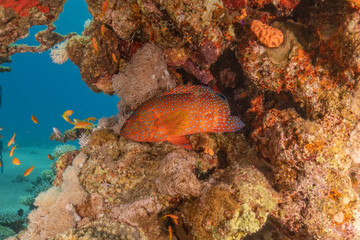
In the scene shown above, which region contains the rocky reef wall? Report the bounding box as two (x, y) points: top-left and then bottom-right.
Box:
(3, 0), (360, 239)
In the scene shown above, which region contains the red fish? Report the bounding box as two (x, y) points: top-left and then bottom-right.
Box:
(120, 85), (245, 149)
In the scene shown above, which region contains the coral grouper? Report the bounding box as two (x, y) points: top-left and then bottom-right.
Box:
(120, 85), (245, 149)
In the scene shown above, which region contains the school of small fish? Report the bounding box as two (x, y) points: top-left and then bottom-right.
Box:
(121, 85), (245, 149)
(2, 110), (97, 176)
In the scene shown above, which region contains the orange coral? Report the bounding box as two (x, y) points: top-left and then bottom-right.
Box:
(250, 20), (284, 48)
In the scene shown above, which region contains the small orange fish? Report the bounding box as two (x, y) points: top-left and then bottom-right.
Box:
(101, 0), (109, 16)
(74, 121), (92, 129)
(24, 166), (34, 176)
(92, 37), (99, 53)
(168, 225), (172, 240)
(101, 24), (106, 36)
(7, 132), (16, 147)
(62, 110), (74, 117)
(47, 154), (55, 160)
(347, 0), (360, 6)
(63, 115), (74, 124)
(120, 85), (245, 150)
(12, 157), (20, 165)
(86, 117), (97, 122)
(111, 53), (118, 63)
(10, 145), (17, 157)
(31, 114), (39, 124)
(162, 214), (179, 225)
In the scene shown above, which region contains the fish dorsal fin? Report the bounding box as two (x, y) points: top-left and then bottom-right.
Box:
(161, 85), (198, 96)
(159, 110), (188, 136)
(167, 135), (192, 150)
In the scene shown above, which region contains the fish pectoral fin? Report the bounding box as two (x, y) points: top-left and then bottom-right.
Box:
(166, 135), (192, 150)
(160, 110), (188, 136)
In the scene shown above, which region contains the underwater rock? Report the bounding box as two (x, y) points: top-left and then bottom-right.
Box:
(181, 165), (278, 240)
(66, 20), (120, 95)
(156, 149), (202, 197)
(253, 108), (360, 239)
(0, 0), (75, 72)
(49, 218), (144, 240)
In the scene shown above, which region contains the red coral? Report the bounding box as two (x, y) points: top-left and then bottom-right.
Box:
(278, 0), (300, 11)
(223, 0), (247, 10)
(0, 0), (49, 17)
(249, 0), (272, 8)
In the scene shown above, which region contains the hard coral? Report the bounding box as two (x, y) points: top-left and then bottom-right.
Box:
(156, 149), (202, 197)
(49, 218), (143, 240)
(250, 20), (284, 48)
(181, 165), (278, 240)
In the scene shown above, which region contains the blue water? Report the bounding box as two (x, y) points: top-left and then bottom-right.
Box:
(0, 2), (119, 237)
(0, 0), (119, 147)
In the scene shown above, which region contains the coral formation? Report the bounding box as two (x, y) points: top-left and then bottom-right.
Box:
(156, 150), (201, 197)
(111, 43), (175, 131)
(52, 144), (77, 159)
(6, 0), (360, 239)
(250, 20), (284, 48)
(19, 153), (88, 240)
(49, 218), (144, 240)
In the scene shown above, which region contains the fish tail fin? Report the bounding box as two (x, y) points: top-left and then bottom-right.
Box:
(212, 116), (245, 132)
(227, 116), (245, 132)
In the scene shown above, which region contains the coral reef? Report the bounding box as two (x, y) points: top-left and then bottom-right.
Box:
(19, 169), (56, 209)
(0, 0), (76, 70)
(49, 218), (144, 240)
(6, 0), (360, 239)
(52, 144), (77, 159)
(111, 42), (175, 131)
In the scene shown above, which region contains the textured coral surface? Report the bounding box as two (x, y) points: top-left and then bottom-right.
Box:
(4, 0), (360, 240)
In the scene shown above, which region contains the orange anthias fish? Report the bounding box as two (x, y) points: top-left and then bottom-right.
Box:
(92, 37), (99, 53)
(12, 157), (20, 165)
(74, 121), (92, 129)
(31, 114), (39, 124)
(24, 166), (34, 176)
(101, 0), (109, 16)
(101, 24), (106, 36)
(86, 117), (97, 122)
(62, 110), (74, 124)
(10, 145), (17, 157)
(120, 85), (245, 149)
(111, 53), (118, 63)
(168, 225), (173, 240)
(62, 110), (74, 117)
(7, 132), (16, 147)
